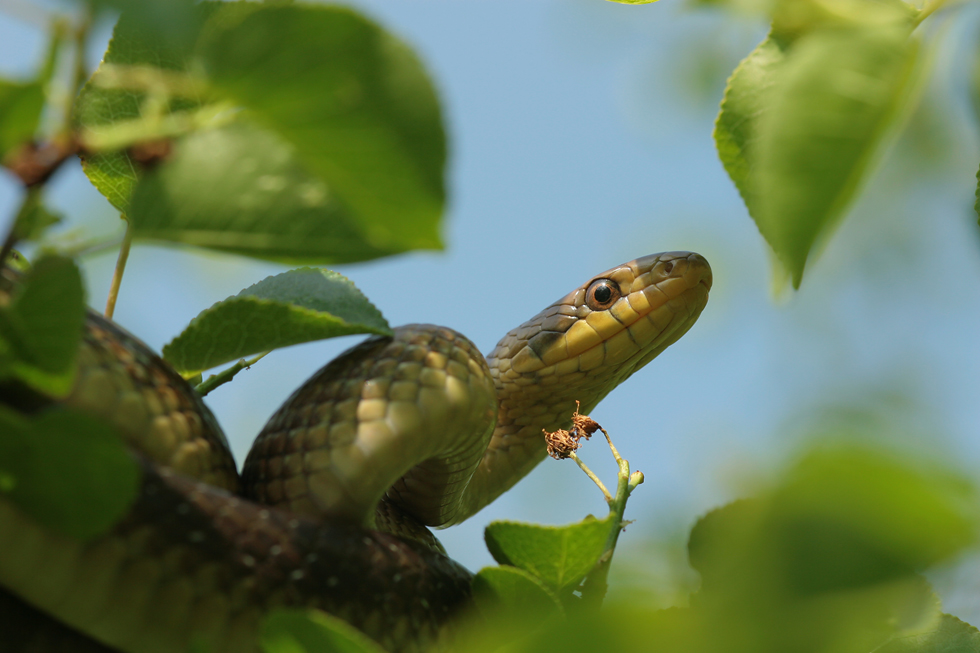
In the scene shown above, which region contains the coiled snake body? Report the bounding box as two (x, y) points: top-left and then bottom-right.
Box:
(0, 252), (711, 653)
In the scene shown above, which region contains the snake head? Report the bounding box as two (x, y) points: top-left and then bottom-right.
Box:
(490, 251), (711, 390)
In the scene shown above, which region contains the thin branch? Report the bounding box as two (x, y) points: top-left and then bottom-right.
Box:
(569, 452), (613, 503)
(912, 0), (950, 27)
(196, 352), (269, 396)
(103, 218), (132, 319)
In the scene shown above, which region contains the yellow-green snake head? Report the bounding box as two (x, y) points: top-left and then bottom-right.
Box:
(457, 251), (712, 521)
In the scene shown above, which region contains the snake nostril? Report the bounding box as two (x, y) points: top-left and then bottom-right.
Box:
(662, 260), (675, 275)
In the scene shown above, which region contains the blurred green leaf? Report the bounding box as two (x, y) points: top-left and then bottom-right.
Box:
(0, 406), (140, 540)
(472, 565), (563, 621)
(261, 609), (385, 653)
(0, 80), (44, 160)
(975, 163), (980, 224)
(683, 444), (977, 653)
(162, 267), (391, 375)
(0, 255), (85, 397)
(770, 0), (915, 39)
(78, 3), (445, 264)
(756, 26), (918, 287)
(198, 4), (445, 255)
(127, 123), (407, 263)
(484, 515), (614, 594)
(74, 5), (217, 211)
(714, 33), (788, 216)
(878, 614), (980, 653)
(11, 188), (63, 242)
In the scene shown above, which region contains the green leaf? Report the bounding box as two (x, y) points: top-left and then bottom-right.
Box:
(11, 188), (63, 243)
(74, 5), (213, 211)
(714, 33), (789, 216)
(261, 609), (385, 653)
(162, 267), (391, 375)
(0, 406), (141, 540)
(691, 447), (977, 600)
(775, 447), (978, 585)
(683, 446), (973, 653)
(878, 614), (980, 653)
(127, 123), (408, 263)
(199, 4), (445, 255)
(754, 26), (919, 286)
(472, 566), (563, 621)
(0, 80), (44, 160)
(484, 515), (614, 594)
(0, 255), (86, 397)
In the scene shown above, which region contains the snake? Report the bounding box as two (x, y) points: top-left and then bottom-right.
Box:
(0, 251), (711, 653)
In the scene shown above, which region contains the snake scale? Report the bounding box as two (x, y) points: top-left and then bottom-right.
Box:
(0, 251), (711, 653)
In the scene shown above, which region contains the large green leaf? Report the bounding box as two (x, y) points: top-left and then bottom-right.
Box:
(162, 267), (391, 375)
(714, 33), (789, 215)
(683, 445), (976, 653)
(198, 4), (445, 254)
(78, 3), (446, 264)
(754, 26), (919, 286)
(484, 515), (614, 594)
(0, 255), (85, 397)
(74, 6), (213, 211)
(0, 406), (140, 540)
(126, 123), (405, 263)
(261, 609), (385, 653)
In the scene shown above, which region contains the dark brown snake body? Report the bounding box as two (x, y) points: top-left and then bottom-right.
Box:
(0, 252), (711, 652)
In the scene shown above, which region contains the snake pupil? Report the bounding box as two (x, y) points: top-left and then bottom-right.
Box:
(595, 286), (611, 303)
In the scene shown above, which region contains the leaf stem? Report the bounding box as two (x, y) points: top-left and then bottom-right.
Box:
(569, 452), (613, 503)
(103, 218), (132, 320)
(196, 352), (269, 396)
(579, 455), (633, 609)
(912, 0), (950, 27)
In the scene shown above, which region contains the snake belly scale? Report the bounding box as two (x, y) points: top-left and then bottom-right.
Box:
(0, 251), (711, 653)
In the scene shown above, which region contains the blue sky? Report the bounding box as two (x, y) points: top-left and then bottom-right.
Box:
(2, 0), (980, 614)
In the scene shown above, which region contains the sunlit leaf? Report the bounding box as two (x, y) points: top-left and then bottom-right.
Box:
(198, 4), (445, 255)
(74, 5), (215, 211)
(127, 123), (406, 263)
(0, 406), (140, 540)
(162, 268), (391, 375)
(261, 609), (385, 653)
(714, 33), (788, 214)
(484, 515), (613, 593)
(754, 26), (919, 286)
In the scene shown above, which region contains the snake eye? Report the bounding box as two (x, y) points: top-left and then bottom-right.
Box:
(585, 279), (620, 311)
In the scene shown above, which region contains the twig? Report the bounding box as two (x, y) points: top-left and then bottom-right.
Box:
(912, 0), (951, 27)
(569, 452), (612, 503)
(195, 352), (269, 396)
(103, 218), (132, 319)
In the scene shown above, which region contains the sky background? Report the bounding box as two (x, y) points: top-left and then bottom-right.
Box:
(2, 0), (980, 618)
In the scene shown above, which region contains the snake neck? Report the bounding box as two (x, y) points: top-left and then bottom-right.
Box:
(451, 252), (713, 524)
